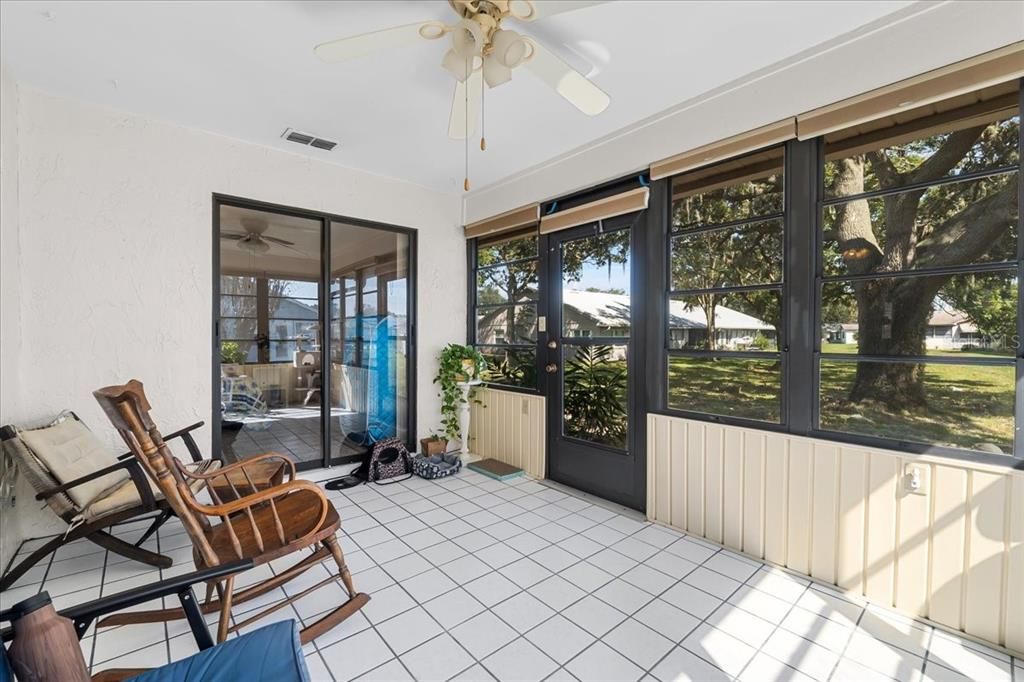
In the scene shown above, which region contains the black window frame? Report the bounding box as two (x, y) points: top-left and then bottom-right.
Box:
(465, 80), (1023, 469)
(661, 144), (789, 427)
(467, 228), (542, 394)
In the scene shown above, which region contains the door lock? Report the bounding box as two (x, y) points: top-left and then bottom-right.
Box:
(545, 363), (559, 373)
(547, 340), (558, 349)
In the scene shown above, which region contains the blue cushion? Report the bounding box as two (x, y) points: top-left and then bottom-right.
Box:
(127, 620), (309, 682)
(0, 642), (12, 682)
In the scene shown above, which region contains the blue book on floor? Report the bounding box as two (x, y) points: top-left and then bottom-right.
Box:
(467, 458), (524, 481)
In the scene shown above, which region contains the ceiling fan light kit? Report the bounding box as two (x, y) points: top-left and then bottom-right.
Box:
(315, 0), (611, 191)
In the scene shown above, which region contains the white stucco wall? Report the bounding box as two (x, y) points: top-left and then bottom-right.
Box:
(1, 65), (26, 569)
(0, 85), (465, 560)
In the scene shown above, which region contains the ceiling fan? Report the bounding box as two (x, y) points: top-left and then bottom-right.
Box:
(314, 1), (610, 189)
(221, 218), (296, 255)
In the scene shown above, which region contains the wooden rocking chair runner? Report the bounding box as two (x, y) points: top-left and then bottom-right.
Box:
(91, 380), (369, 645)
(0, 416), (215, 592)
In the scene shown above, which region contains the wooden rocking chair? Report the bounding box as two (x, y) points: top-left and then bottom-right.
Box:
(91, 380), (369, 645)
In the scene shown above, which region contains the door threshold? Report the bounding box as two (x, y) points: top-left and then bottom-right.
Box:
(536, 479), (646, 523)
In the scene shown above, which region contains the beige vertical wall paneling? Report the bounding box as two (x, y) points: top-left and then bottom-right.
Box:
(705, 424), (725, 544)
(646, 413), (1024, 653)
(810, 444), (839, 585)
(963, 471), (1007, 645)
(468, 387), (546, 479)
(1005, 476), (1024, 652)
(722, 429), (744, 551)
(865, 453), (899, 605)
(836, 448), (868, 593)
(763, 434), (788, 566)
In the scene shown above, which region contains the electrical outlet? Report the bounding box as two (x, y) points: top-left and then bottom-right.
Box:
(903, 463), (929, 495)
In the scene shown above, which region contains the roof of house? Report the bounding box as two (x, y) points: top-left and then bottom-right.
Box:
(562, 289), (773, 331)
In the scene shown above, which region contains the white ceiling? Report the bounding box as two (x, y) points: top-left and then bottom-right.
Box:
(1, 1), (914, 195)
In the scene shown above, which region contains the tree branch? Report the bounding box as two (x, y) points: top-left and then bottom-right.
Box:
(907, 126), (985, 185)
(866, 151), (902, 189)
(915, 175), (1018, 269)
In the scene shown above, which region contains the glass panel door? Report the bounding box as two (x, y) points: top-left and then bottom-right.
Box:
(546, 217), (644, 510)
(218, 205), (324, 467)
(329, 221), (411, 462)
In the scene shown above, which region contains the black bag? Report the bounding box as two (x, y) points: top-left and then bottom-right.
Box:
(366, 438), (413, 485)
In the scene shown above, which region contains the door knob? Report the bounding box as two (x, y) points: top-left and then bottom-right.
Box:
(547, 340), (558, 349)
(545, 363), (558, 373)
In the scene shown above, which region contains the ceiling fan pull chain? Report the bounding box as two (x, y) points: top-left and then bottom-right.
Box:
(464, 55), (471, 192)
(480, 76), (487, 152)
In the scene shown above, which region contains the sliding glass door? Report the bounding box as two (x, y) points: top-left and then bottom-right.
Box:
(329, 221), (411, 459)
(214, 197), (415, 470)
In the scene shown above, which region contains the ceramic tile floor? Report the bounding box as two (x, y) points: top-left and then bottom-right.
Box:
(2, 467), (1020, 682)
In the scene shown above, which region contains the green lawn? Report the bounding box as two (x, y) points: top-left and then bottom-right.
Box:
(669, 350), (1014, 453)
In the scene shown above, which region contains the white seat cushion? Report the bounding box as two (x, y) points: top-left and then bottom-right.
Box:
(19, 419), (127, 509)
(83, 459), (221, 522)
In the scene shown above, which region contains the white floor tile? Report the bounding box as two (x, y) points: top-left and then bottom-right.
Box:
(441, 554), (493, 584)
(304, 651), (336, 682)
(529, 574), (588, 611)
(475, 542), (525, 569)
(760, 628), (840, 680)
(633, 599), (701, 643)
(563, 595), (628, 637)
(650, 646), (730, 682)
(703, 552), (760, 582)
(400, 633), (475, 681)
(681, 623), (757, 677)
(660, 581), (723, 619)
(619, 564), (676, 596)
(380, 552), (432, 582)
(401, 568), (458, 603)
(450, 611), (518, 659)
(927, 632), (1011, 681)
(355, 658), (413, 681)
(610, 537), (659, 562)
(493, 591), (556, 633)
(362, 583), (417, 624)
(418, 540), (467, 565)
(422, 587), (486, 630)
(499, 556), (553, 589)
(504, 531), (551, 556)
(482, 637), (560, 682)
(374, 606), (443, 654)
(464, 571), (521, 607)
(738, 651), (817, 682)
(449, 663), (497, 681)
(593, 579), (654, 615)
(566, 642), (644, 682)
(560, 534), (605, 559)
(319, 628), (395, 682)
(587, 548), (639, 576)
(706, 602), (776, 649)
(604, 618), (675, 669)
(644, 551), (698, 580)
(526, 614), (596, 664)
(682, 566), (741, 599)
(728, 584), (794, 623)
(664, 538), (717, 564)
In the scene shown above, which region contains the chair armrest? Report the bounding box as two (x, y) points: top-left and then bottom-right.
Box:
(34, 458), (156, 511)
(118, 421), (207, 463)
(181, 479), (325, 519)
(179, 451), (296, 483)
(162, 421), (206, 463)
(0, 560), (253, 645)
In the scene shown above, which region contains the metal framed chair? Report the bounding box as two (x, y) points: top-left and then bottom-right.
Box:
(0, 415), (216, 592)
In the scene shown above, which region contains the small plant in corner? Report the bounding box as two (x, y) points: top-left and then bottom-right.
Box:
(433, 344), (486, 442)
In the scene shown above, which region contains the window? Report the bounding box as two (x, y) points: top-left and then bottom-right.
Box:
(472, 230), (540, 389)
(817, 106), (1019, 454)
(218, 275), (321, 364)
(666, 147), (786, 422)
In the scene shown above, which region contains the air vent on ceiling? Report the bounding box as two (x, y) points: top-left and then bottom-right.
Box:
(281, 128), (338, 152)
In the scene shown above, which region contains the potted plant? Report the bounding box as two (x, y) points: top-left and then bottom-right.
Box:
(419, 433), (448, 456)
(433, 344), (486, 443)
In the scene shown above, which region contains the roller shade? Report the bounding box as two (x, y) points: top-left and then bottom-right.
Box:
(649, 119), (795, 181)
(539, 187), (649, 234)
(672, 145), (784, 201)
(798, 42), (1024, 141)
(465, 203), (540, 239)
(824, 81), (1019, 159)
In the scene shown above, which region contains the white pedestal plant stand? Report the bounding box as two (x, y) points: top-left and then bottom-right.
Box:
(457, 380), (482, 465)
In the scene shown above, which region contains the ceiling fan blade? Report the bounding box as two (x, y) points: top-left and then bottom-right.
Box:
(220, 233), (247, 240)
(448, 71), (482, 140)
(314, 22), (434, 63)
(517, 1), (607, 21)
(523, 37), (610, 115)
(262, 236), (296, 247)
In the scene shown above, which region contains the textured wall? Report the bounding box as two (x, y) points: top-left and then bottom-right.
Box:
(646, 414), (1024, 654)
(1, 86), (464, 556)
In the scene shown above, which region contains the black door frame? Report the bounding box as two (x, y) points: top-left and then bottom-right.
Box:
(212, 193), (418, 471)
(542, 210), (648, 511)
